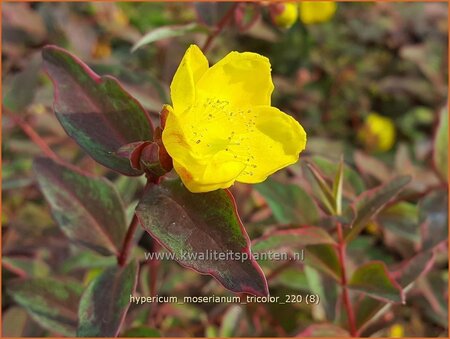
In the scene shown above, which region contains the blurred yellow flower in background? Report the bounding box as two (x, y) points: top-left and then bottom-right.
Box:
(270, 2), (299, 29)
(358, 112), (396, 152)
(365, 221), (380, 235)
(162, 45), (307, 193)
(92, 40), (112, 59)
(299, 1), (337, 25)
(389, 323), (405, 338)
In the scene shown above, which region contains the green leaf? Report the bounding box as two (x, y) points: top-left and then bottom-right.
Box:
(272, 267), (310, 291)
(122, 326), (161, 337)
(433, 105), (448, 181)
(135, 179), (268, 296)
(332, 158), (344, 215)
(349, 261), (404, 303)
(377, 202), (420, 243)
(206, 325), (219, 338)
(345, 176), (411, 242)
(219, 306), (243, 337)
(77, 260), (138, 337)
(3, 256), (50, 278)
(419, 189), (448, 250)
(131, 23), (209, 52)
(312, 155), (365, 196)
(305, 244), (341, 282)
(355, 251), (435, 331)
(306, 163), (335, 215)
(7, 278), (83, 336)
(59, 251), (117, 274)
(33, 157), (127, 256)
(42, 45), (153, 176)
(252, 227), (335, 254)
(255, 179), (319, 224)
(304, 266), (338, 321)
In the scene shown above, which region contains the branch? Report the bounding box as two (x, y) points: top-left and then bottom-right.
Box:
(201, 3), (238, 54)
(336, 221), (357, 336)
(117, 181), (153, 266)
(117, 213), (140, 267)
(4, 107), (59, 160)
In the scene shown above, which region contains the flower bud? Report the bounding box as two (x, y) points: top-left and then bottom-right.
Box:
(139, 142), (173, 177)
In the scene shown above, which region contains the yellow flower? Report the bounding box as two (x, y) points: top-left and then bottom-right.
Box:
(271, 3), (299, 29)
(366, 221), (380, 235)
(358, 113), (396, 152)
(92, 40), (112, 59)
(299, 1), (337, 25)
(389, 323), (404, 338)
(162, 45), (307, 193)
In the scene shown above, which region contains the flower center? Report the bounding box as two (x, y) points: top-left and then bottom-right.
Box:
(183, 95), (259, 175)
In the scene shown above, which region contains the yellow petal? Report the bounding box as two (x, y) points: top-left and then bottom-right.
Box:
(196, 51), (274, 107)
(162, 105), (206, 177)
(173, 157), (243, 193)
(162, 104), (245, 192)
(299, 1), (337, 25)
(235, 106), (307, 183)
(170, 44), (209, 115)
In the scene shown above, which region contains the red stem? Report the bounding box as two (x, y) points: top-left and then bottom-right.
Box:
(201, 3), (238, 54)
(336, 221), (357, 337)
(117, 181), (154, 266)
(117, 213), (140, 267)
(149, 244), (159, 297)
(147, 242), (160, 326)
(5, 108), (59, 160)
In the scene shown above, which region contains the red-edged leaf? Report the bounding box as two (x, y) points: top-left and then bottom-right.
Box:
(349, 261), (404, 303)
(135, 179), (268, 296)
(355, 251), (435, 332)
(7, 278), (83, 336)
(377, 202), (420, 243)
(419, 189), (448, 250)
(42, 45), (153, 176)
(305, 244), (341, 282)
(312, 155), (366, 196)
(345, 176), (411, 242)
(77, 261), (138, 337)
(33, 157), (127, 256)
(393, 251), (435, 287)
